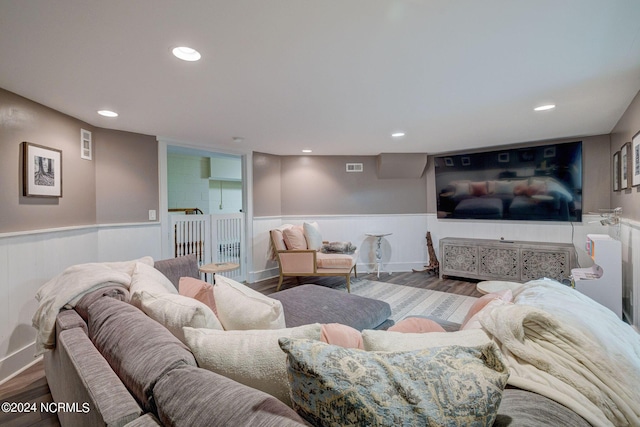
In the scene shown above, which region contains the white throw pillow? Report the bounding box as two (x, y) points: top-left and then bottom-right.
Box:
(183, 324), (322, 406)
(362, 328), (491, 352)
(303, 221), (323, 251)
(129, 262), (178, 296)
(130, 291), (223, 343)
(213, 276), (286, 330)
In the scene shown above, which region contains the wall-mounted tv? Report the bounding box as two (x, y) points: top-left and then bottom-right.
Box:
(434, 141), (582, 222)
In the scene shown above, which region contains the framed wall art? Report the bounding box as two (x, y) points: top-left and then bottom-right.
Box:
(621, 142), (630, 190)
(613, 150), (620, 192)
(633, 130), (640, 187)
(22, 142), (62, 197)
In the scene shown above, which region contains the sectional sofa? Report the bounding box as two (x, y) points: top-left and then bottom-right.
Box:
(38, 255), (639, 426)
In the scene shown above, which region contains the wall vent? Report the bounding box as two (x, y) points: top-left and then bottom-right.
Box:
(346, 163), (363, 172)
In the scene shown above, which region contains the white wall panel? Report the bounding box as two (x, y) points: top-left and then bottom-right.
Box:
(0, 223), (163, 384)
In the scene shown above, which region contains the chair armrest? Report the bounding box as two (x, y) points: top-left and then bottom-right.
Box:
(278, 250), (317, 274)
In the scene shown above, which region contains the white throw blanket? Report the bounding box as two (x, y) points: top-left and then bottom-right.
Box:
(480, 298), (640, 426)
(32, 257), (153, 355)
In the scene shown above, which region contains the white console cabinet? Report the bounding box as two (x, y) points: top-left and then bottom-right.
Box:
(571, 234), (622, 319)
(439, 237), (575, 283)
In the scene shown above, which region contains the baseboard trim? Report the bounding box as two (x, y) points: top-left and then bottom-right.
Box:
(249, 262), (427, 284)
(0, 343), (40, 386)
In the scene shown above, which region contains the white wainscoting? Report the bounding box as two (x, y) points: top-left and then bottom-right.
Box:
(0, 222), (162, 384)
(251, 214), (430, 283)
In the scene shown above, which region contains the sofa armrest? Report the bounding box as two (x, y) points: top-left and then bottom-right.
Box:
(45, 328), (142, 427)
(278, 250), (317, 274)
(56, 309), (88, 337)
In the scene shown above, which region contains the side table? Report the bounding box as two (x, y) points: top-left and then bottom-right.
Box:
(199, 262), (239, 284)
(365, 233), (392, 278)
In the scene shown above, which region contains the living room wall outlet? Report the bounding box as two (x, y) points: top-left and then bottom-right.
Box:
(149, 210), (156, 221)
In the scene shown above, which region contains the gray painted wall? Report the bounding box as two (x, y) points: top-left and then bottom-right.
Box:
(0, 87), (159, 232)
(0, 88), (96, 232)
(95, 128), (158, 224)
(279, 155), (428, 215)
(611, 90), (640, 222)
(253, 152), (282, 217)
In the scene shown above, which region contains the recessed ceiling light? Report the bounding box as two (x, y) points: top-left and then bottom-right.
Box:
(302, 149), (312, 153)
(534, 104), (556, 111)
(97, 110), (118, 117)
(172, 46), (201, 62)
(391, 132), (405, 138)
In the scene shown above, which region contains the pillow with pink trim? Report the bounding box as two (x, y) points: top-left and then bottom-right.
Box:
(461, 289), (513, 328)
(388, 317), (447, 333)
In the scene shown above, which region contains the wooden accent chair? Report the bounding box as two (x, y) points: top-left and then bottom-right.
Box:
(270, 227), (358, 292)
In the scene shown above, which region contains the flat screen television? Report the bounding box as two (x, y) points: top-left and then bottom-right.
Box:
(434, 141), (582, 222)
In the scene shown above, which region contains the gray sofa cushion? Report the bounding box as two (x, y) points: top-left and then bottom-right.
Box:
(270, 284), (392, 331)
(494, 388), (591, 427)
(88, 297), (196, 413)
(45, 327), (142, 427)
(153, 365), (307, 427)
(153, 254), (200, 289)
(75, 284), (130, 322)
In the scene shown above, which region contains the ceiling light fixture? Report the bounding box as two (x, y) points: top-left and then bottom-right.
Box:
(534, 104), (556, 111)
(97, 110), (118, 117)
(172, 46), (201, 62)
(391, 132), (405, 138)
(302, 149), (312, 153)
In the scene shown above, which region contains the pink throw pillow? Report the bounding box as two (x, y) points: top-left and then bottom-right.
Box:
(461, 298), (510, 330)
(178, 277), (217, 316)
(470, 181), (488, 197)
(320, 323), (363, 349)
(461, 289), (513, 328)
(388, 317), (447, 333)
(282, 226), (307, 250)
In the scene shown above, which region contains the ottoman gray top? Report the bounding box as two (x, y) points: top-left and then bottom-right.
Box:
(270, 284), (392, 331)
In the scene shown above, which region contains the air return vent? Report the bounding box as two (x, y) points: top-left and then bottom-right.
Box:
(346, 163), (363, 172)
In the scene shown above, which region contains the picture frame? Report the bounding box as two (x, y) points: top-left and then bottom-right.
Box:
(22, 142), (62, 197)
(543, 146), (556, 158)
(461, 156), (470, 166)
(620, 142), (630, 190)
(613, 151), (620, 192)
(80, 128), (92, 160)
(444, 157), (454, 167)
(498, 152), (509, 163)
(633, 130), (640, 187)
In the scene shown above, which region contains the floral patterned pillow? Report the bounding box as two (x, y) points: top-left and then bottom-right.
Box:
(279, 338), (509, 427)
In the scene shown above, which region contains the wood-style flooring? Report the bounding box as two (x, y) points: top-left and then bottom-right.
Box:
(0, 270), (480, 427)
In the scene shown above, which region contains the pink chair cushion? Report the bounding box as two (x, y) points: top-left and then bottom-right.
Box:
(316, 252), (356, 269)
(282, 226), (307, 250)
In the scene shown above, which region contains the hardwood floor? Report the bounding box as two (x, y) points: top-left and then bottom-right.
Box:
(0, 271), (479, 427)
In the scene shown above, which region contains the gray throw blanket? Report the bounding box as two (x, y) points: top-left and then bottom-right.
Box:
(321, 241), (357, 254)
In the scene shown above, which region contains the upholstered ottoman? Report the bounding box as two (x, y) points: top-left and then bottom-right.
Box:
(453, 197), (503, 219)
(270, 284), (393, 331)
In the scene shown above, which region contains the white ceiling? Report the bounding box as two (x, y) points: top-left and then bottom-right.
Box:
(1, 1), (640, 156)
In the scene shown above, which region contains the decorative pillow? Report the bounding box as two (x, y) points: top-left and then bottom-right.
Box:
(130, 291), (223, 343)
(282, 226), (307, 250)
(362, 328), (491, 352)
(461, 298), (511, 330)
(470, 181), (488, 196)
(179, 277), (217, 315)
(388, 317), (447, 333)
(279, 338), (509, 427)
(183, 324), (322, 406)
(494, 180), (515, 194)
(303, 221), (323, 251)
(129, 262), (178, 296)
(461, 289), (513, 328)
(213, 276), (286, 330)
(526, 181), (547, 196)
(320, 323), (363, 349)
(513, 181), (529, 196)
(453, 181), (471, 196)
